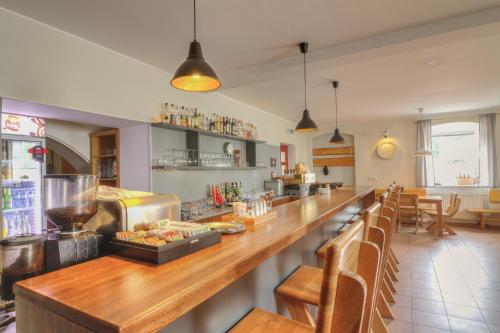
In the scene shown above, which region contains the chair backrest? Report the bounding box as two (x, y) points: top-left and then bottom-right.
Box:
(446, 197), (462, 218)
(316, 220), (380, 333)
(399, 193), (419, 207)
(449, 192), (458, 206)
(362, 202), (382, 240)
(489, 189), (500, 203)
(403, 187), (427, 196)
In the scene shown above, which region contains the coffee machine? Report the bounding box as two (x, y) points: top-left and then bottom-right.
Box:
(43, 175), (105, 272)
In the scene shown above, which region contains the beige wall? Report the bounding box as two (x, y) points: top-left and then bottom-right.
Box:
(309, 118), (417, 188)
(0, 8), (307, 163)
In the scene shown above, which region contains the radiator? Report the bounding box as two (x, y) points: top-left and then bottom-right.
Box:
(429, 191), (486, 220)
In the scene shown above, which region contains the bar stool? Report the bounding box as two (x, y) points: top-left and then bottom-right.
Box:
(274, 219), (381, 333)
(230, 220), (371, 333)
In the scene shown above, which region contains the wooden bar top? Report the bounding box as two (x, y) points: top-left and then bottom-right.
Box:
(15, 186), (374, 333)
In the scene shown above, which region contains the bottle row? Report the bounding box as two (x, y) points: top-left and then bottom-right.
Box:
(208, 182), (243, 208)
(96, 159), (117, 179)
(158, 103), (258, 140)
(2, 187), (36, 211)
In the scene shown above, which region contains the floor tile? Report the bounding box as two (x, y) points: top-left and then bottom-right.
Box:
(412, 324), (450, 333)
(391, 305), (412, 323)
(444, 303), (484, 322)
(489, 323), (500, 333)
(386, 320), (413, 333)
(481, 308), (500, 325)
(411, 309), (450, 331)
(476, 297), (500, 311)
(395, 294), (412, 308)
(412, 298), (446, 315)
(448, 317), (490, 333)
(441, 292), (477, 307)
(411, 288), (443, 302)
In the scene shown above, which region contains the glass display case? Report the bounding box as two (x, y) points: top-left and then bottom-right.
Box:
(2, 136), (45, 237)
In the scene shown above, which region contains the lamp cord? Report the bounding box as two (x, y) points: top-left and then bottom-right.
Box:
(193, 0), (197, 41)
(303, 51), (307, 110)
(334, 86), (338, 128)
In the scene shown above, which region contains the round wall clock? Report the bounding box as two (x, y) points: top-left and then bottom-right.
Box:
(376, 142), (395, 160)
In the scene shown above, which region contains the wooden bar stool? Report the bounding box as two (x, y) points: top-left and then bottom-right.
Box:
(275, 219), (381, 333)
(230, 220), (370, 333)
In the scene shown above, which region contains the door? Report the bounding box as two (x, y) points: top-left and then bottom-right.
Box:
(2, 136), (45, 237)
(280, 144), (288, 175)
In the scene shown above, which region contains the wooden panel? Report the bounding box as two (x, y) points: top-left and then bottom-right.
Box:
(313, 156), (355, 167)
(16, 295), (96, 333)
(15, 186), (374, 333)
(313, 147), (354, 156)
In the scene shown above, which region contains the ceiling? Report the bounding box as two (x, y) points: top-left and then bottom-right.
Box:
(1, 0), (500, 124)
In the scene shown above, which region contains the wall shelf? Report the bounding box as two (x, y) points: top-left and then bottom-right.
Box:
(151, 122), (266, 168)
(151, 122), (266, 144)
(152, 166), (267, 172)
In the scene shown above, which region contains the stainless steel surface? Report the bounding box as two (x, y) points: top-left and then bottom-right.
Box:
(44, 175), (99, 232)
(264, 180), (284, 196)
(85, 194), (181, 239)
(0, 235), (46, 276)
(1, 234), (46, 300)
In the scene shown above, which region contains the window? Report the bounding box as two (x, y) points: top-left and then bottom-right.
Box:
(432, 121), (479, 186)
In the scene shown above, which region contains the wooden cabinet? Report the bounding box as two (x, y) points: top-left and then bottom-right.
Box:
(90, 129), (120, 187)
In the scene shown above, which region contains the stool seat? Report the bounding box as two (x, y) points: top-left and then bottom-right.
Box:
(276, 265), (322, 305)
(230, 308), (314, 333)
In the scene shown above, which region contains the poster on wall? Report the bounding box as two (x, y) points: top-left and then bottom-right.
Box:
(1, 113), (46, 137)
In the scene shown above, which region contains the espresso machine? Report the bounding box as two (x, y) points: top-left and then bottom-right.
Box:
(43, 175), (105, 272)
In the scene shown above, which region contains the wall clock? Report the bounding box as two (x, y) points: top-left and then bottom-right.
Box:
(376, 142), (395, 160)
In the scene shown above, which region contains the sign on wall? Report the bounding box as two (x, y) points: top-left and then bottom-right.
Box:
(1, 113), (46, 137)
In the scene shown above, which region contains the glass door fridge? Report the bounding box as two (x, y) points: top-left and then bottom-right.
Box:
(1, 135), (45, 237)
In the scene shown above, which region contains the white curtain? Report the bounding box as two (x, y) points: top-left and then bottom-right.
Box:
(415, 119), (433, 187)
(479, 113), (499, 187)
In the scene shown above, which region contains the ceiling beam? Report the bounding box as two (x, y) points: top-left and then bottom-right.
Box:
(219, 6), (500, 90)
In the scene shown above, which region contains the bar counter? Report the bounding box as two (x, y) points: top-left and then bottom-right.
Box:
(15, 186), (374, 333)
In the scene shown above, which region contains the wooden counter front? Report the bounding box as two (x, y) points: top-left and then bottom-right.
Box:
(15, 186), (374, 333)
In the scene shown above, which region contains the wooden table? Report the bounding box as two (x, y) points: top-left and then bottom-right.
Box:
(15, 186), (375, 333)
(419, 196), (444, 236)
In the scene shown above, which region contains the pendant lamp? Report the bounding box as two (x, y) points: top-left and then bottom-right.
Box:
(171, 0), (221, 92)
(330, 81), (345, 143)
(414, 108), (432, 156)
(295, 42), (318, 133)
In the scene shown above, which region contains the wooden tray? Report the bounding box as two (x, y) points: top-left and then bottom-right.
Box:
(220, 210), (277, 226)
(109, 230), (221, 264)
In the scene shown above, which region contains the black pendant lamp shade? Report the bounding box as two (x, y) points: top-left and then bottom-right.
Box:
(330, 81), (345, 143)
(295, 42), (318, 133)
(171, 0), (221, 92)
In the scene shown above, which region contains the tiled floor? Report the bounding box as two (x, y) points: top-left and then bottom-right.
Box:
(386, 225), (500, 333)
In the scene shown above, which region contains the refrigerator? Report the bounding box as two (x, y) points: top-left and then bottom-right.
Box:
(1, 113), (46, 238)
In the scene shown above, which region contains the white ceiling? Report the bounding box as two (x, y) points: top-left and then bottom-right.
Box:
(1, 0), (500, 124)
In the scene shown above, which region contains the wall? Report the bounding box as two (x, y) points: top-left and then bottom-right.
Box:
(45, 119), (103, 161)
(120, 124), (152, 191)
(312, 133), (355, 185)
(309, 118), (417, 189)
(151, 127), (279, 201)
(0, 8), (307, 166)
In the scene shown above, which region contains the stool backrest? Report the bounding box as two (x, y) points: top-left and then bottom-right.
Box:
(362, 202), (382, 240)
(316, 220), (380, 333)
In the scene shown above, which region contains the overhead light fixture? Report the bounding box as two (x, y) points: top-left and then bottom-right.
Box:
(414, 108), (433, 156)
(382, 128), (390, 138)
(295, 42), (318, 133)
(171, 0), (221, 92)
(330, 81), (345, 143)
